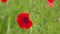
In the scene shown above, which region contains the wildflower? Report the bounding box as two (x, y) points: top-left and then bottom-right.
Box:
(17, 12), (32, 29)
(48, 0), (54, 8)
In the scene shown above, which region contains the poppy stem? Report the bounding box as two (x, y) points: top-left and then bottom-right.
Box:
(6, 16), (11, 34)
(6, 21), (10, 34)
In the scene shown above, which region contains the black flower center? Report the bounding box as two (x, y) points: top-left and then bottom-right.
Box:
(24, 17), (28, 24)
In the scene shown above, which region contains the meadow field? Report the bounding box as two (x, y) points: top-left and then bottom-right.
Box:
(0, 0), (60, 34)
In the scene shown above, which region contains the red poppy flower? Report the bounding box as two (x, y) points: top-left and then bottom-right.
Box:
(17, 13), (32, 29)
(1, 0), (7, 3)
(48, 0), (54, 8)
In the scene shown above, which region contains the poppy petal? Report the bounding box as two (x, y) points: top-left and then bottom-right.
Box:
(25, 20), (32, 29)
(48, 0), (54, 3)
(17, 14), (25, 29)
(48, 2), (54, 8)
(1, 0), (7, 3)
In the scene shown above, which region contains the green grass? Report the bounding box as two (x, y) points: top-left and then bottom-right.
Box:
(0, 0), (60, 34)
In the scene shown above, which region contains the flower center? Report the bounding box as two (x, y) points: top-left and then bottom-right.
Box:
(24, 17), (28, 24)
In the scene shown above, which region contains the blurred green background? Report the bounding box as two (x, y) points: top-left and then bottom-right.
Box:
(0, 0), (60, 34)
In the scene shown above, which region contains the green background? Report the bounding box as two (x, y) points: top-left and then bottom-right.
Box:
(0, 0), (60, 34)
